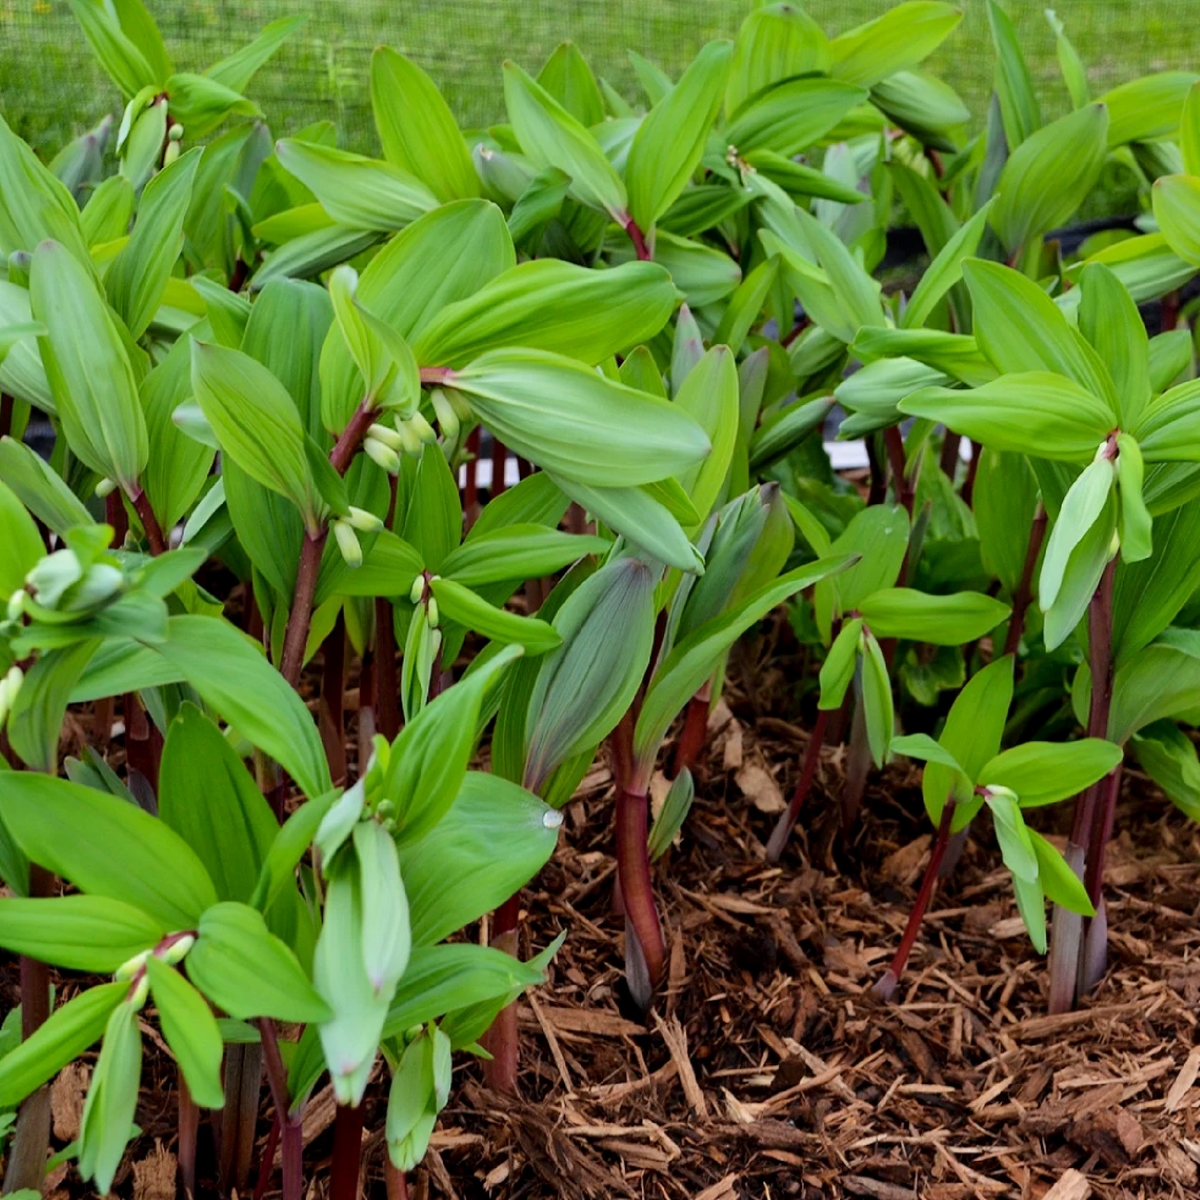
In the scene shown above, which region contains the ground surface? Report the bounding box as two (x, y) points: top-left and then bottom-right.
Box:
(1, 0), (1193, 155)
(20, 622), (1200, 1200)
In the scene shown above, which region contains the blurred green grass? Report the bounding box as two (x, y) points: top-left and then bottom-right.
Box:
(0, 1), (1192, 158)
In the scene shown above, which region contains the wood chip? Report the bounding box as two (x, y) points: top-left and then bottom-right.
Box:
(843, 1176), (918, 1199)
(131, 1140), (176, 1200)
(1165, 1046), (1200, 1113)
(695, 1174), (739, 1200)
(735, 760), (784, 814)
(535, 1006), (644, 1037)
(1041, 1168), (1091, 1200)
(654, 1012), (708, 1118)
(50, 1061), (87, 1142)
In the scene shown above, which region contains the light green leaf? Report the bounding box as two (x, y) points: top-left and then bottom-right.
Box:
(860, 628), (894, 768)
(429, 577), (561, 654)
(725, 78), (868, 157)
(830, 1), (962, 88)
(890, 733), (964, 772)
(78, 1000), (141, 1194)
(1078, 263), (1151, 429)
(146, 956), (224, 1108)
(818, 617), (862, 711)
(725, 2), (829, 113)
(1153, 174), (1200, 268)
(1116, 433), (1152, 563)
(858, 588), (1011, 645)
(979, 739), (1122, 808)
(1040, 457), (1116, 611)
(0, 896), (163, 973)
(1100, 71), (1200, 147)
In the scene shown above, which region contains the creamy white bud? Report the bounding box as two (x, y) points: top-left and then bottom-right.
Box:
(364, 437), (401, 475)
(334, 520), (363, 568)
(366, 422), (405, 452)
(345, 506), (384, 534)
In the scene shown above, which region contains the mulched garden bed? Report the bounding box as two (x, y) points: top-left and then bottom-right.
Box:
(12, 625), (1200, 1200)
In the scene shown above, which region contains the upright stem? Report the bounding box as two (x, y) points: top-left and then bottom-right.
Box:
(374, 599), (400, 741)
(130, 488), (167, 555)
(884, 425), (914, 517)
(766, 708), (829, 863)
(623, 216), (653, 261)
(480, 894), (521, 1093)
(253, 1115), (281, 1200)
(938, 431), (961, 481)
(616, 784), (665, 1011)
(961, 441), (983, 506)
(463, 427), (481, 518)
(329, 1102), (367, 1200)
(280, 530), (327, 688)
(259, 1018), (303, 1200)
(672, 681), (711, 777)
(319, 614), (347, 785)
(841, 697), (871, 833)
(875, 796), (956, 1000)
(866, 436), (887, 506)
(1003, 503), (1047, 657)
(385, 1161), (409, 1200)
(177, 1073), (198, 1199)
(0, 391), (13, 440)
(105, 489), (129, 546)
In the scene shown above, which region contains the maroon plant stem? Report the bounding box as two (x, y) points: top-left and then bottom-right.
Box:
(385, 1160), (409, 1200)
(463, 426), (481, 518)
(358, 650), (377, 772)
(766, 708), (830, 863)
(259, 1018), (303, 1200)
(1003, 504), (1047, 658)
(616, 784), (665, 1010)
(4, 864), (53, 1195)
(841, 698), (871, 833)
(874, 797), (956, 1000)
(1048, 556), (1117, 1013)
(105, 489), (129, 546)
(780, 315), (811, 348)
(938, 431), (961, 480)
(253, 1115), (281, 1200)
(481, 894), (522, 1093)
(1161, 289), (1181, 333)
(124, 690), (162, 794)
(418, 366), (453, 386)
(131, 488), (167, 555)
(961, 441), (983, 507)
(865, 436), (887, 506)
(280, 530), (327, 688)
(623, 216), (653, 261)
(375, 598), (400, 741)
(883, 425), (914, 517)
(672, 682), (711, 777)
(319, 614), (347, 786)
(490, 433), (508, 498)
(330, 401), (379, 474)
(1084, 762), (1123, 909)
(329, 1102), (367, 1200)
(178, 1073), (198, 1199)
(0, 391), (14, 440)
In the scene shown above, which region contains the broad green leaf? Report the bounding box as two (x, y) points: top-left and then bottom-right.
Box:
(830, 2), (961, 88)
(870, 70), (969, 151)
(990, 105), (1109, 254)
(854, 329), (995, 387)
(0, 896), (163, 973)
(979, 739), (1122, 808)
(1040, 457), (1116, 610)
(68, 0), (159, 97)
(627, 40), (732, 229)
(165, 72), (261, 139)
(206, 14), (307, 94)
(0, 481), (44, 602)
(159, 704), (278, 905)
(726, 76), (867, 159)
(537, 42), (605, 126)
(371, 47), (478, 201)
(1100, 71), (1200, 147)
(987, 0), (1040, 148)
(1132, 720), (1200, 821)
(1133, 378), (1200, 461)
(31, 240), (147, 493)
(186, 902), (330, 1022)
(0, 982), (125, 1107)
(750, 396), (835, 472)
(400, 443), (461, 573)
(451, 349), (710, 488)
(275, 139), (439, 231)
(191, 341), (318, 526)
(337, 530), (424, 598)
(1103, 634), (1200, 743)
(0, 774), (216, 928)
(1046, 11), (1089, 109)
(985, 788), (1039, 883)
(145, 956), (224, 1108)
(503, 62), (627, 219)
(635, 555), (855, 764)
(818, 617), (862, 710)
(396, 772), (560, 945)
(1043, 490), (1118, 651)
(1011, 872), (1047, 953)
(673, 346), (738, 520)
(900, 373), (1116, 463)
(923, 655), (1013, 823)
(441, 526), (605, 587)
(412, 259), (675, 368)
(726, 3), (829, 113)
(890, 733), (964, 772)
(1075, 232), (1195, 305)
(714, 256), (779, 356)
(1153, 175), (1200, 268)
(858, 588), (1011, 645)
(743, 150), (865, 206)
(974, 450), (1041, 595)
(151, 615), (332, 799)
(860, 629), (894, 768)
(901, 202), (993, 331)
(429, 577), (561, 654)
(1116, 433), (1152, 563)
(0, 437), (92, 536)
(352, 821), (411, 994)
(1029, 828), (1093, 915)
(814, 504), (909, 635)
(1078, 263), (1151, 428)
(1149, 330), (1193, 394)
(77, 1001), (141, 1194)
(836, 357), (945, 437)
(1182, 82), (1200, 177)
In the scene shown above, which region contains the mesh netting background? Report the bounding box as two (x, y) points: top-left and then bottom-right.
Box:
(0, 1), (1193, 156)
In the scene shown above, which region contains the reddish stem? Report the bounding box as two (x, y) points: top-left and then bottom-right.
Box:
(329, 1103), (366, 1200)
(280, 530), (327, 688)
(385, 1160), (409, 1200)
(938, 431), (961, 480)
(464, 426), (481, 518)
(481, 894), (521, 1093)
(0, 392), (13, 440)
(883, 425), (914, 517)
(375, 598), (400, 741)
(1003, 504), (1047, 658)
(616, 785), (665, 1010)
(781, 315), (811, 349)
(259, 1018), (303, 1200)
(623, 216), (653, 261)
(874, 796), (956, 999)
(672, 683), (711, 777)
(253, 1115), (281, 1200)
(418, 366), (453, 386)
(178, 1073), (198, 1199)
(865, 436), (887, 506)
(105, 489), (129, 546)
(961, 441), (983, 507)
(131, 488), (167, 555)
(766, 708), (830, 863)
(319, 614), (347, 785)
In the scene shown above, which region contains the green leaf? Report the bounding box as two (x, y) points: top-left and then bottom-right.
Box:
(68, 0), (158, 97)
(814, 504), (909, 633)
(1149, 330), (1193, 395)
(503, 62), (627, 219)
(858, 588), (1011, 645)
(635, 555), (856, 765)
(77, 1001), (141, 1194)
(725, 3), (828, 113)
(725, 78), (867, 157)
(538, 42), (605, 126)
(924, 656), (1013, 823)
(1040, 457), (1116, 611)
(0, 774), (217, 928)
(1042, 490), (1118, 651)
(890, 733), (964, 772)
(275, 139), (438, 231)
(627, 40), (732, 229)
(411, 259), (675, 368)
(31, 240), (147, 493)
(395, 772), (560, 945)
(206, 14), (306, 94)
(159, 704), (278, 905)
(985, 788), (1038, 882)
(979, 739), (1121, 808)
(430, 577), (560, 653)
(673, 346), (738, 521)
(0, 982), (125, 1107)
(1046, 10), (1089, 108)
(901, 202), (993, 331)
(830, 1), (962, 88)
(441, 526), (605, 587)
(0, 896), (163, 973)
(371, 47), (478, 202)
(973, 449), (1041, 595)
(151, 615), (332, 800)
(0, 437), (91, 536)
(451, 349), (710, 488)
(1104, 634), (1200, 743)
(186, 902), (330, 1023)
(860, 628), (894, 768)
(336, 530), (424, 598)
(400, 444), (461, 573)
(990, 105), (1109, 254)
(352, 821), (411, 994)
(1132, 720), (1200, 821)
(1029, 828), (1093, 916)
(1100, 71), (1200, 147)
(146, 956), (224, 1108)
(1153, 174), (1200, 268)
(870, 70), (969, 151)
(987, 0), (1040, 148)
(1078, 263), (1151, 429)
(0, 481), (45, 602)
(1116, 433), (1152, 563)
(818, 617), (863, 710)
(1133, 378), (1200, 461)
(900, 373), (1115, 463)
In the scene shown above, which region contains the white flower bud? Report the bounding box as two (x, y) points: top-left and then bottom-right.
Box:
(364, 436), (401, 475)
(334, 520), (363, 568)
(396, 420), (423, 456)
(7, 590), (24, 622)
(366, 422), (405, 452)
(159, 933), (195, 965)
(426, 597), (439, 628)
(127, 972), (150, 1010)
(94, 477), (118, 498)
(407, 413), (436, 444)
(429, 389), (460, 441)
(408, 575), (425, 605)
(115, 948), (151, 981)
(345, 506), (384, 534)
